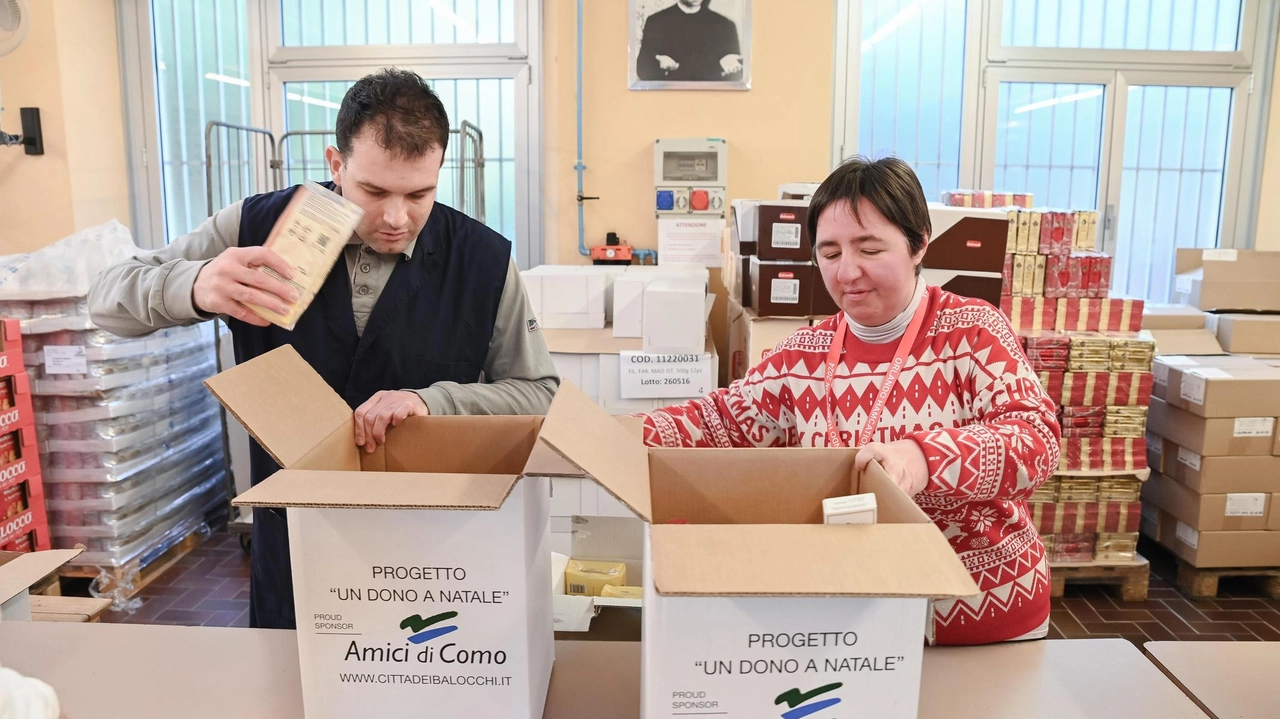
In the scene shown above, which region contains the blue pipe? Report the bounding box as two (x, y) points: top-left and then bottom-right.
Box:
(575, 0), (589, 257)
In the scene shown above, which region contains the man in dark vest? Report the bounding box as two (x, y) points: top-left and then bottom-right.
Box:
(88, 69), (559, 630)
(635, 0), (743, 82)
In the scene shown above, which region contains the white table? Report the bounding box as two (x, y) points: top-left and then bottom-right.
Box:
(1145, 641), (1280, 719)
(0, 622), (1208, 718)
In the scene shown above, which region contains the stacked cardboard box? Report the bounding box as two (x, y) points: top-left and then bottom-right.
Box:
(728, 199), (840, 319)
(1141, 303), (1224, 356)
(1173, 249), (1280, 313)
(0, 319), (50, 554)
(1023, 327), (1156, 563)
(1143, 353), (1280, 567)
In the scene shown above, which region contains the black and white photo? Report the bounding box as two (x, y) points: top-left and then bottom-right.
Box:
(629, 0), (751, 90)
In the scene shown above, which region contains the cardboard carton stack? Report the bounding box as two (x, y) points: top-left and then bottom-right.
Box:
(0, 299), (226, 598)
(527, 265), (716, 415)
(1172, 249), (1280, 313)
(1022, 327), (1156, 563)
(941, 190), (1035, 209)
(723, 199), (829, 381)
(0, 319), (50, 554)
(1142, 353), (1280, 568)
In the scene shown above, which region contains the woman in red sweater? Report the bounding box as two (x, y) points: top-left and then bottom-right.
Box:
(641, 157), (1061, 645)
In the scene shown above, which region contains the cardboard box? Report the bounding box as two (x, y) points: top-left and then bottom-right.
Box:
(777, 183), (821, 201)
(524, 266), (607, 329)
(1142, 472), (1271, 532)
(756, 202), (812, 262)
(749, 258), (813, 318)
(0, 549), (80, 620)
(1032, 254), (1047, 296)
(1173, 250), (1280, 312)
(642, 280), (708, 354)
(1147, 329), (1224, 356)
(1155, 509), (1280, 568)
(1163, 447), (1280, 495)
(1205, 314), (1280, 355)
(208, 346), (582, 719)
(1155, 355), (1265, 399)
(532, 385), (979, 719)
(922, 205), (1009, 306)
(731, 200), (812, 261)
(1142, 304), (1206, 331)
(612, 267), (709, 339)
(727, 301), (809, 381)
(1169, 365), (1280, 418)
(1147, 396), (1275, 457)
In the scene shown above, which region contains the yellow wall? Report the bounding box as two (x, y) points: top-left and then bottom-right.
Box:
(0, 0), (129, 255)
(543, 0), (835, 264)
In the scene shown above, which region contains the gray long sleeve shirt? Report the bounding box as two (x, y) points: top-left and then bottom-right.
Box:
(88, 200), (559, 416)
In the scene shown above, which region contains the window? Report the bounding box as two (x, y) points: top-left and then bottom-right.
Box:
(120, 0), (541, 268)
(833, 0), (1270, 302)
(853, 0), (969, 201)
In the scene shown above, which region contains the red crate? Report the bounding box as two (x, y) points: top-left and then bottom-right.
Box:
(0, 373), (34, 435)
(0, 319), (20, 380)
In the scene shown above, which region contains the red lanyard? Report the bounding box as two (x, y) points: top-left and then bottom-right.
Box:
(822, 299), (930, 448)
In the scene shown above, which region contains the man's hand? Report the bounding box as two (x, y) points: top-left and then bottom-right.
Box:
(855, 440), (929, 496)
(719, 54), (743, 76)
(353, 391), (430, 453)
(655, 54), (680, 72)
(192, 247), (298, 327)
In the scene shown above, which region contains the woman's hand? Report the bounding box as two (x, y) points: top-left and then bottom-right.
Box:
(855, 439), (929, 496)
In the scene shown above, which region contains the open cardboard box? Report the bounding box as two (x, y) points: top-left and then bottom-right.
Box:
(0, 549), (81, 621)
(536, 385), (979, 719)
(206, 346), (584, 719)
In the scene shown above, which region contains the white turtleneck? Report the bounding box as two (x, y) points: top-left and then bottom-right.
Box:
(845, 278), (926, 344)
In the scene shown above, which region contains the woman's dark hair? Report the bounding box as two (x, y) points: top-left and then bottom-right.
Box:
(807, 156), (931, 258)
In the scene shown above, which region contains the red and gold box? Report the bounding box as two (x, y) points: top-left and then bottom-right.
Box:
(1002, 297), (1058, 333)
(1098, 501), (1143, 533)
(1038, 371), (1064, 405)
(1059, 437), (1147, 472)
(1031, 501), (1099, 535)
(1106, 372), (1153, 406)
(0, 319), (20, 380)
(0, 373), (34, 435)
(1060, 372), (1111, 406)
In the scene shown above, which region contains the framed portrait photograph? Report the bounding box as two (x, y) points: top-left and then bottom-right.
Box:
(629, 0), (752, 91)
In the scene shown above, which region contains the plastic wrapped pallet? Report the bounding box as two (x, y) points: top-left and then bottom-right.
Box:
(1, 223), (227, 609)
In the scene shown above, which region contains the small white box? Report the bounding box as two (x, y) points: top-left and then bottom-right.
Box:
(613, 276), (648, 338)
(523, 266), (606, 329)
(823, 493), (878, 525)
(612, 267), (709, 339)
(642, 279), (707, 354)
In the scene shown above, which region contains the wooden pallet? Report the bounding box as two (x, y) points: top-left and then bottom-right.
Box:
(58, 529), (207, 602)
(1050, 555), (1150, 601)
(30, 595), (113, 623)
(1174, 561), (1280, 600)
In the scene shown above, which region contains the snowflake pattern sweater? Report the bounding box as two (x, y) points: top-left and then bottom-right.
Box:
(642, 287), (1061, 645)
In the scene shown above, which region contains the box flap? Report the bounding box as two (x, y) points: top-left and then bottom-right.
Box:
(204, 346), (352, 468)
(232, 470), (517, 510)
(536, 382), (653, 521)
(650, 524), (978, 598)
(1149, 329), (1223, 356)
(0, 549), (83, 605)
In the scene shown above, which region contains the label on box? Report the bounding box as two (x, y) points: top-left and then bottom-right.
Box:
(1154, 356), (1196, 385)
(1177, 447), (1202, 471)
(619, 351), (715, 399)
(1176, 521), (1200, 549)
(770, 223), (802, 249)
(1202, 248), (1238, 262)
(1180, 373), (1207, 405)
(1175, 276), (1193, 295)
(43, 345), (87, 374)
(1234, 417), (1275, 438)
(1225, 493), (1266, 517)
(770, 279), (801, 304)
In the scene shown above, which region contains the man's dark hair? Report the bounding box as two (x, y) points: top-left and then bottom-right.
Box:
(336, 69), (450, 159)
(807, 156), (931, 260)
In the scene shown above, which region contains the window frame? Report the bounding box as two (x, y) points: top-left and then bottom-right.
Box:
(118, 0), (543, 268)
(831, 0), (1279, 260)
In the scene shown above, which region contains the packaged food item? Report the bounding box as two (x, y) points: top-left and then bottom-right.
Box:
(1050, 532), (1095, 563)
(249, 182), (364, 330)
(0, 428), (22, 465)
(2, 482), (26, 519)
(599, 585), (643, 600)
(564, 559), (627, 597)
(1094, 532), (1138, 562)
(822, 493), (877, 525)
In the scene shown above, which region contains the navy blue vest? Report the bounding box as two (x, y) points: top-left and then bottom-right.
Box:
(230, 183), (510, 629)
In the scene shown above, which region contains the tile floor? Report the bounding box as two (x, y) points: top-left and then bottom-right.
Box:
(98, 532), (1280, 644)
